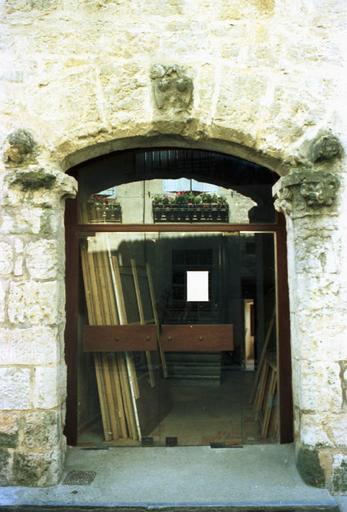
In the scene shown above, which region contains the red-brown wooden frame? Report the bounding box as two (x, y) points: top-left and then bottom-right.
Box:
(65, 198), (293, 446)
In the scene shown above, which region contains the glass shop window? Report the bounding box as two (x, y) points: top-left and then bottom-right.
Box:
(73, 148), (281, 449)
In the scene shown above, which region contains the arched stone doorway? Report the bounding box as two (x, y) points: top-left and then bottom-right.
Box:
(64, 146), (293, 450)
(0, 125), (344, 490)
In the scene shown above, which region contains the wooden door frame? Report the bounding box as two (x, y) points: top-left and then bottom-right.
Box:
(64, 201), (293, 445)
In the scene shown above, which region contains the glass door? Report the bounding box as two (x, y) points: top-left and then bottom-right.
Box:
(76, 229), (279, 447)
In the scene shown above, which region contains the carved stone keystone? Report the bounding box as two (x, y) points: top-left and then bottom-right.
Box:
(273, 168), (340, 216)
(151, 64), (193, 113)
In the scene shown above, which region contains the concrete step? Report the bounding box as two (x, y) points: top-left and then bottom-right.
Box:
(0, 445), (341, 512)
(0, 504), (340, 511)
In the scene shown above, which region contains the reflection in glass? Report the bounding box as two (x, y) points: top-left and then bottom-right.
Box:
(78, 149), (277, 224)
(77, 231), (278, 447)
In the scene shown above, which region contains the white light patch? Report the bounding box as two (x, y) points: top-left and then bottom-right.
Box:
(186, 271), (209, 302)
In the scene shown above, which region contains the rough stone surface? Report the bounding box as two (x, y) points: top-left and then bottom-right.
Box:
(0, 242), (13, 275)
(8, 280), (64, 325)
(0, 368), (32, 410)
(331, 454), (347, 493)
(0, 412), (19, 448)
(0, 280), (8, 323)
(25, 239), (60, 279)
(0, 448), (12, 486)
(0, 326), (59, 365)
(13, 448), (63, 487)
(33, 364), (67, 409)
(296, 445), (326, 488)
(21, 411), (61, 450)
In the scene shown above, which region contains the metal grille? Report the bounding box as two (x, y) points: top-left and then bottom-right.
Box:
(62, 470), (96, 486)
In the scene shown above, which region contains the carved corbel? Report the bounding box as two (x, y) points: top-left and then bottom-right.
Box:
(273, 168), (340, 216)
(5, 166), (77, 206)
(151, 64), (193, 113)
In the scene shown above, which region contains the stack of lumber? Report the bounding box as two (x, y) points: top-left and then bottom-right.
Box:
(81, 237), (165, 443)
(250, 311), (279, 440)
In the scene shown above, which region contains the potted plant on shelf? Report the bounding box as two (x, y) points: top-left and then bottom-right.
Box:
(152, 192), (229, 222)
(87, 194), (122, 223)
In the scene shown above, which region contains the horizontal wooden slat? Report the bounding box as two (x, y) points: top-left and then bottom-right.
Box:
(84, 325), (157, 352)
(160, 324), (234, 352)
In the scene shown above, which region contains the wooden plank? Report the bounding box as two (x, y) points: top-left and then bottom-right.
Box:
(84, 325), (157, 352)
(81, 245), (115, 441)
(87, 251), (105, 324)
(112, 353), (128, 438)
(93, 251), (112, 324)
(99, 250), (119, 324)
(261, 360), (278, 439)
(101, 353), (119, 440)
(94, 353), (112, 441)
(249, 309), (275, 404)
(118, 353), (138, 440)
(160, 324), (234, 352)
(254, 360), (270, 414)
(112, 255), (141, 438)
(146, 263), (168, 378)
(80, 244), (96, 324)
(131, 259), (156, 388)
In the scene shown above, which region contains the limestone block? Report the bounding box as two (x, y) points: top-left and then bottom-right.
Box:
(0, 412), (19, 448)
(0, 448), (13, 486)
(294, 273), (340, 311)
(294, 308), (347, 361)
(13, 446), (63, 486)
(292, 215), (339, 235)
(8, 280), (64, 325)
(0, 326), (59, 365)
(0, 368), (32, 410)
(0, 241), (13, 275)
(25, 240), (60, 279)
(258, 74), (334, 158)
(0, 280), (9, 322)
(294, 231), (341, 275)
(0, 208), (43, 235)
(331, 454), (347, 493)
(99, 61), (150, 126)
(213, 66), (267, 146)
(4, 0), (61, 14)
(296, 359), (342, 413)
(327, 413), (347, 446)
(21, 410), (61, 450)
(299, 413), (333, 447)
(88, 15), (159, 58)
(33, 364), (67, 409)
(13, 238), (24, 276)
(28, 68), (102, 137)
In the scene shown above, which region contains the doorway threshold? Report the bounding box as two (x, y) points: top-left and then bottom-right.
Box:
(0, 444), (340, 511)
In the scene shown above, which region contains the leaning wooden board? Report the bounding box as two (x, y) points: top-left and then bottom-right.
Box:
(81, 242), (138, 442)
(80, 238), (169, 444)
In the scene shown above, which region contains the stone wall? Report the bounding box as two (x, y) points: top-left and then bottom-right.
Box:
(0, 132), (76, 485)
(0, 0), (346, 491)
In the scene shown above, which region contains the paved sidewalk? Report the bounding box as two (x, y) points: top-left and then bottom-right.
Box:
(0, 444), (343, 510)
